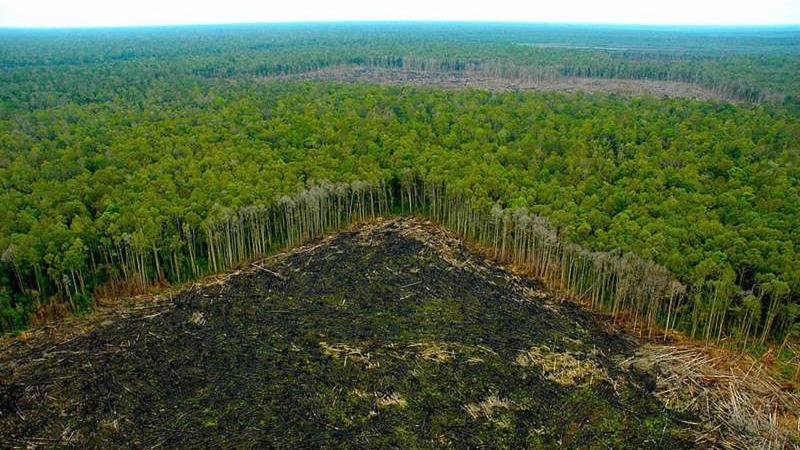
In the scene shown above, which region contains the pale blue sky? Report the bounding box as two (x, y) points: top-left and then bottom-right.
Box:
(1, 0), (799, 28)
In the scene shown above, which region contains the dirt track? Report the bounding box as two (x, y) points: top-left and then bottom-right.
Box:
(1, 218), (699, 448)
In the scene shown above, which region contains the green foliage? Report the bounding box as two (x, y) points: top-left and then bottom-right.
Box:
(71, 292), (93, 314)
(0, 287), (32, 334)
(2, 24), (799, 105)
(0, 25), (798, 344)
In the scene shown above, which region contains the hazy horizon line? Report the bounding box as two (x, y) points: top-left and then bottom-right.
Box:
(2, 19), (800, 31)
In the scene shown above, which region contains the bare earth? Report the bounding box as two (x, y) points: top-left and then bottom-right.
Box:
(1, 218), (796, 448)
(271, 66), (729, 101)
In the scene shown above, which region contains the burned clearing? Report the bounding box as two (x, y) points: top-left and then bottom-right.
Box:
(271, 66), (729, 101)
(2, 218), (710, 448)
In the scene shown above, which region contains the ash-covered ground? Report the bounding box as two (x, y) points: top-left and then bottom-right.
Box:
(0, 218), (697, 449)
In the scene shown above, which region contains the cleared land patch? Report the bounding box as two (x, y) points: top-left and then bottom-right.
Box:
(1, 218), (794, 448)
(272, 65), (730, 101)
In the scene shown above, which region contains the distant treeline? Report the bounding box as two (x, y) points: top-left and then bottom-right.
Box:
(299, 56), (770, 103)
(193, 51), (795, 103)
(1, 23), (799, 109)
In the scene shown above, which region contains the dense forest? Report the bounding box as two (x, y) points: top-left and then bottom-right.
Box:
(0, 24), (798, 360)
(2, 23), (800, 106)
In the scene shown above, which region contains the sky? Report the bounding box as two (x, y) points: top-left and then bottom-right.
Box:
(1, 0), (799, 28)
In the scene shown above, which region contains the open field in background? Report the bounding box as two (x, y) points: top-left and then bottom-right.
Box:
(272, 66), (730, 100)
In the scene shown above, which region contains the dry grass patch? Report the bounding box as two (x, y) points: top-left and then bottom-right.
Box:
(516, 345), (606, 386)
(320, 339), (496, 368)
(377, 392), (408, 409)
(352, 389), (408, 409)
(188, 311), (206, 325)
(407, 341), (497, 364)
(464, 394), (513, 428)
(408, 341), (457, 363)
(319, 342), (379, 369)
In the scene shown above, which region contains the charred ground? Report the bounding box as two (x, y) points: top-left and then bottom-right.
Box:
(0, 218), (697, 448)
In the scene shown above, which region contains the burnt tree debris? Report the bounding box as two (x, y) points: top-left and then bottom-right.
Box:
(1, 219), (709, 448)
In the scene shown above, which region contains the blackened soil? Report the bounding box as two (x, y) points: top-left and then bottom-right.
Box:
(0, 218), (696, 449)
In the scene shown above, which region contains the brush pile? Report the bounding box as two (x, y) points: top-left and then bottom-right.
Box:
(627, 344), (800, 449)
